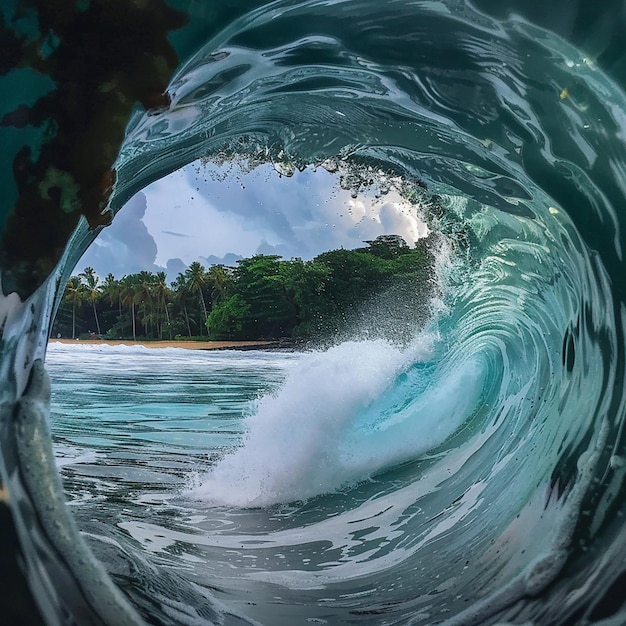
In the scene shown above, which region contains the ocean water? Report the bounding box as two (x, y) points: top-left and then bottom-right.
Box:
(47, 344), (304, 623)
(2, 0), (626, 624)
(48, 333), (497, 625)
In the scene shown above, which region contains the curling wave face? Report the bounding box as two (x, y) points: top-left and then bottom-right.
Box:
(2, 1), (626, 624)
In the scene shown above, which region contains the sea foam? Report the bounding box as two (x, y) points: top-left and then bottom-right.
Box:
(185, 333), (477, 507)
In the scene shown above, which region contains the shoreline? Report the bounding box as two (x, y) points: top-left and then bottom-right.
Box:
(48, 338), (286, 351)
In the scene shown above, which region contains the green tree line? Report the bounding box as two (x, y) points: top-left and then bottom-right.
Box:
(52, 235), (434, 343)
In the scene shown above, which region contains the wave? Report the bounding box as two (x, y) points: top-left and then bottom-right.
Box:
(2, 0), (626, 625)
(186, 337), (436, 506)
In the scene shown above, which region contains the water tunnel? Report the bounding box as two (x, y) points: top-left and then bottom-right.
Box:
(1, 1), (626, 624)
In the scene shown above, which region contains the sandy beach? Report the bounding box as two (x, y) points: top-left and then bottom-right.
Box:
(48, 338), (281, 351)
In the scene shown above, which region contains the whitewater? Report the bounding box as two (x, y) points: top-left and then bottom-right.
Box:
(1, 0), (626, 625)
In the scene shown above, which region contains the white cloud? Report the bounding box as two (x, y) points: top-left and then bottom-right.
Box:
(186, 162), (428, 258)
(78, 161), (429, 279)
(77, 192), (159, 277)
(142, 169), (263, 266)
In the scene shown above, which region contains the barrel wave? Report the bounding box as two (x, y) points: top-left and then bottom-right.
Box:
(1, 1), (626, 625)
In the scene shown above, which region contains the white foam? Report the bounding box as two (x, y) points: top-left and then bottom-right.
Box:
(186, 339), (407, 506)
(185, 331), (482, 507)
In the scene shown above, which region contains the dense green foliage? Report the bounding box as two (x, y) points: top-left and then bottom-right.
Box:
(53, 235), (434, 343)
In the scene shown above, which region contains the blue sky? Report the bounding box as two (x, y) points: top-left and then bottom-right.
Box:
(78, 162), (428, 280)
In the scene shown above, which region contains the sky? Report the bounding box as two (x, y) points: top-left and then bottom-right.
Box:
(78, 162), (429, 281)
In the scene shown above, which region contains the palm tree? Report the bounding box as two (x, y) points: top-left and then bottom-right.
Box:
(185, 261), (209, 334)
(135, 271), (157, 338)
(101, 273), (122, 318)
(63, 276), (84, 339)
(80, 266), (102, 335)
(207, 264), (231, 306)
(172, 273), (193, 337)
(119, 274), (140, 341)
(154, 271), (172, 339)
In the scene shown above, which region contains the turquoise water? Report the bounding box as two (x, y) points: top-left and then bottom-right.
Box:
(50, 335), (502, 625)
(2, 0), (626, 624)
(48, 344), (299, 623)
